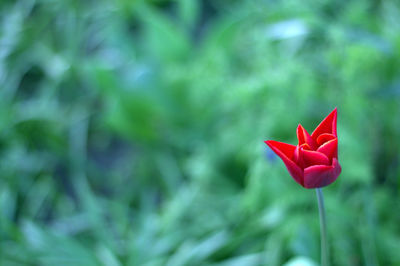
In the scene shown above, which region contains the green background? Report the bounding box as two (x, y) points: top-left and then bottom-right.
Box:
(1, 0), (399, 265)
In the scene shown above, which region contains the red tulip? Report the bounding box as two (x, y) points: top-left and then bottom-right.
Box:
(265, 108), (341, 188)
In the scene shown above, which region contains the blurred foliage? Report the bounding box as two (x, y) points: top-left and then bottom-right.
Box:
(1, 0), (400, 265)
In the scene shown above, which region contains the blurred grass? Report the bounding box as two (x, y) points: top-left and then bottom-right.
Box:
(0, 0), (400, 265)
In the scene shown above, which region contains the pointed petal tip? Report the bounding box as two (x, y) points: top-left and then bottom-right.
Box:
(297, 123), (308, 132)
(329, 107), (338, 120)
(264, 140), (273, 146)
(327, 107), (337, 116)
(264, 140), (281, 150)
(264, 139), (284, 146)
(311, 107), (338, 138)
(296, 124), (304, 135)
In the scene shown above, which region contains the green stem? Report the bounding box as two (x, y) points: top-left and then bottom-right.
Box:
(316, 188), (329, 266)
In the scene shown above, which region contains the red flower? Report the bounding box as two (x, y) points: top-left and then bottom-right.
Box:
(265, 108), (341, 188)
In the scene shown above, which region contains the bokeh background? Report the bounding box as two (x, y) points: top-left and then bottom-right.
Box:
(1, 0), (400, 265)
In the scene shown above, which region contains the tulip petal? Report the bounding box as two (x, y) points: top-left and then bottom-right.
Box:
(264, 140), (295, 159)
(265, 140), (304, 186)
(311, 108), (337, 140)
(300, 143), (311, 150)
(301, 149), (330, 167)
(317, 138), (338, 159)
(297, 124), (317, 150)
(316, 133), (336, 146)
(293, 145), (304, 168)
(303, 158), (341, 188)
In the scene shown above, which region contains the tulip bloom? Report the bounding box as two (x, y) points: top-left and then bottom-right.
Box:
(265, 108), (341, 188)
